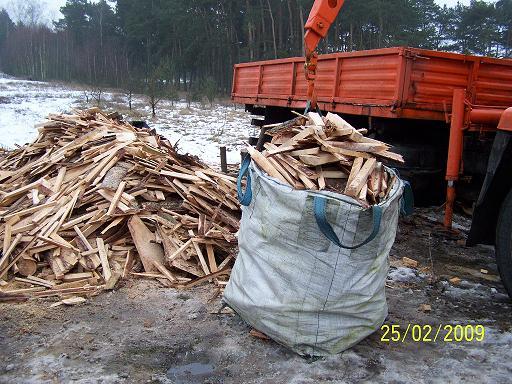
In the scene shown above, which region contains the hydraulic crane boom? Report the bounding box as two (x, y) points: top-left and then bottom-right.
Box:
(304, 0), (345, 109)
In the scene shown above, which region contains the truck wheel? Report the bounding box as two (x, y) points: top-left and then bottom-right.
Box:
(496, 189), (512, 297)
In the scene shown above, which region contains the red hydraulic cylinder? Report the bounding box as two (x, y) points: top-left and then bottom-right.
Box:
(469, 108), (503, 125)
(444, 89), (466, 228)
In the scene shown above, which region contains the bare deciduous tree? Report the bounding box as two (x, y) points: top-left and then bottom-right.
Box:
(8, 0), (47, 26)
(90, 86), (103, 107)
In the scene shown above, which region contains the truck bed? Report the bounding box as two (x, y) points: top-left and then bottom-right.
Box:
(231, 47), (512, 121)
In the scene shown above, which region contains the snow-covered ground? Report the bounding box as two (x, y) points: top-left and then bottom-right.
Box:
(0, 73), (254, 166)
(0, 74), (83, 148)
(144, 100), (254, 165)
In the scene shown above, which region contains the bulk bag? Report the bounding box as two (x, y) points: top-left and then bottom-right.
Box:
(224, 156), (407, 356)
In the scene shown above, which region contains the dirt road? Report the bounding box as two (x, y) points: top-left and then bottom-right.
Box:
(1, 209), (510, 384)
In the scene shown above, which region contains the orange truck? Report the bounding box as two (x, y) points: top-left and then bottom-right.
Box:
(231, 0), (512, 297)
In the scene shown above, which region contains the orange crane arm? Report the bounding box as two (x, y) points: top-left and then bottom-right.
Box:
(304, 0), (345, 109)
(305, 0), (345, 57)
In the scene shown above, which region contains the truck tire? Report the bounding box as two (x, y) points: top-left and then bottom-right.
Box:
(496, 189), (512, 297)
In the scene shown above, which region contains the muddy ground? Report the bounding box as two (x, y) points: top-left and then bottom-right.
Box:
(0, 208), (510, 384)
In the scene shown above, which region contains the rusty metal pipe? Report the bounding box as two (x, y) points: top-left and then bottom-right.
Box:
(469, 108), (503, 125)
(444, 89), (466, 228)
(444, 182), (456, 228)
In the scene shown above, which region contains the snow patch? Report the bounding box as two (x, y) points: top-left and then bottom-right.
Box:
(387, 267), (424, 283)
(0, 73), (253, 167)
(442, 280), (510, 303)
(0, 75), (82, 148)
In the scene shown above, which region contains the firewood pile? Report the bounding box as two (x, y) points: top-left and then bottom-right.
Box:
(0, 108), (239, 302)
(247, 112), (404, 206)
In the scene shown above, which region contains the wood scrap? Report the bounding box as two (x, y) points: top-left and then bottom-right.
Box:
(402, 257), (419, 268)
(0, 109), (239, 300)
(251, 111), (403, 204)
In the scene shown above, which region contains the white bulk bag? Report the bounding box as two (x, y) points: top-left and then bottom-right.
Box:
(224, 157), (406, 356)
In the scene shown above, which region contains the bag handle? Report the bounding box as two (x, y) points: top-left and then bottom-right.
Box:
(313, 196), (383, 250)
(401, 180), (414, 216)
(237, 154), (253, 206)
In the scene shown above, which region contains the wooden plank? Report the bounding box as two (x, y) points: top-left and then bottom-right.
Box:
(359, 184), (368, 200)
(266, 145), (296, 156)
(96, 237), (112, 282)
(288, 147), (321, 156)
(299, 153), (339, 166)
(107, 181), (127, 216)
(267, 157), (301, 188)
(97, 190), (132, 213)
(62, 272), (94, 282)
(0, 234), (23, 267)
(127, 216), (165, 272)
(322, 171), (347, 179)
(345, 158), (377, 197)
(329, 141), (388, 153)
(376, 150), (405, 164)
(130, 272), (165, 279)
(317, 167), (326, 190)
(325, 112), (354, 133)
(0, 178), (45, 205)
(307, 112), (325, 127)
(160, 170), (201, 182)
(171, 258), (204, 277)
(167, 238), (193, 262)
(265, 143), (318, 179)
(100, 217), (124, 235)
(320, 144), (371, 159)
(189, 231), (210, 276)
(37, 235), (78, 251)
(61, 211), (97, 230)
(299, 174), (317, 190)
(4, 287), (46, 294)
(280, 126), (314, 147)
(4, 201), (57, 222)
(52, 167), (67, 193)
(122, 249), (135, 278)
(2, 223), (12, 268)
(14, 276), (53, 288)
(26, 275), (56, 287)
(182, 267), (231, 289)
(325, 112), (385, 144)
(74, 225), (93, 251)
(346, 157), (364, 188)
(79, 253), (101, 271)
(206, 244), (218, 273)
(153, 260), (177, 283)
(246, 146), (289, 185)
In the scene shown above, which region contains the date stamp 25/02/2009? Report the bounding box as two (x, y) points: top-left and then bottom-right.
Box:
(380, 324), (486, 343)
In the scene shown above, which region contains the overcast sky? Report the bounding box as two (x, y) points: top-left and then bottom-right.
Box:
(437, 0), (471, 6)
(0, 0), (476, 22)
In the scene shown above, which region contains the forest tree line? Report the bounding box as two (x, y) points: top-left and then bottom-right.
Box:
(0, 0), (511, 98)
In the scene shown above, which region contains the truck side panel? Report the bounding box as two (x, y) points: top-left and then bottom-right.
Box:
(475, 62), (512, 106)
(232, 47), (512, 122)
(408, 56), (471, 109)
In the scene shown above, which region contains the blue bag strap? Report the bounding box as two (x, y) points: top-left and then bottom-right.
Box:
(313, 196), (382, 250)
(304, 100), (312, 114)
(400, 180), (414, 216)
(237, 154), (253, 206)
(304, 101), (322, 116)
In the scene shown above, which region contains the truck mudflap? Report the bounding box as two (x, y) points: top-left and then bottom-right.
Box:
(467, 131), (512, 246)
